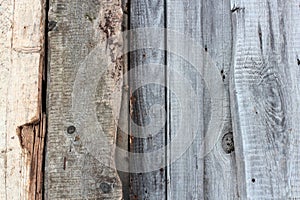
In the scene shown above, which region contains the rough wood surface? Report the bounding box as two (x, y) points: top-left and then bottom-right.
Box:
(42, 0), (300, 199)
(0, 0), (46, 199)
(230, 0), (300, 198)
(116, 0), (130, 198)
(166, 0), (238, 199)
(129, 1), (167, 199)
(201, 0), (238, 199)
(166, 1), (205, 199)
(45, 0), (123, 199)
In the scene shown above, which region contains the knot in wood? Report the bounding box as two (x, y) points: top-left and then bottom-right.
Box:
(222, 132), (234, 154)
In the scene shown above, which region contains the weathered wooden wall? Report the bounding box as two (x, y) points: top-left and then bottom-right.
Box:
(1, 0), (300, 199)
(45, 0), (300, 200)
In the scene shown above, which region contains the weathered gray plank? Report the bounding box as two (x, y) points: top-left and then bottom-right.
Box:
(45, 0), (123, 199)
(166, 1), (204, 199)
(129, 1), (167, 199)
(201, 0), (238, 199)
(167, 0), (237, 199)
(0, 0), (46, 199)
(230, 0), (300, 198)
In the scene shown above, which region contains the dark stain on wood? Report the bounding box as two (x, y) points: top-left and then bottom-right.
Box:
(48, 21), (57, 31)
(99, 9), (122, 38)
(258, 22), (263, 53)
(231, 4), (244, 13)
(63, 157), (67, 170)
(222, 132), (235, 154)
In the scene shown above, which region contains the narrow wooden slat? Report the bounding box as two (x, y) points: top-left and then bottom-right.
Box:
(230, 0), (300, 198)
(201, 0), (238, 199)
(129, 1), (167, 199)
(166, 0), (204, 199)
(167, 0), (237, 199)
(45, 0), (123, 199)
(0, 0), (45, 199)
(116, 0), (130, 198)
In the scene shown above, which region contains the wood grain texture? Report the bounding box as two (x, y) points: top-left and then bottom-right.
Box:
(166, 0), (204, 199)
(201, 0), (238, 199)
(166, 0), (238, 199)
(129, 1), (167, 199)
(45, 0), (123, 199)
(0, 0), (46, 199)
(116, 0), (130, 198)
(17, 115), (46, 200)
(230, 0), (300, 198)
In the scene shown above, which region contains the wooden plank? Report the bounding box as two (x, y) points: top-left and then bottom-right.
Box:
(0, 0), (46, 199)
(129, 1), (167, 199)
(167, 0), (237, 199)
(230, 0), (300, 198)
(116, 0), (130, 198)
(45, 0), (123, 199)
(201, 0), (238, 199)
(166, 1), (204, 199)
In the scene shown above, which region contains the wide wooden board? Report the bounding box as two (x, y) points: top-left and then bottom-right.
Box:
(230, 0), (300, 198)
(45, 0), (124, 199)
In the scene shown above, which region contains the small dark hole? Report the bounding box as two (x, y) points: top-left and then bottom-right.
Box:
(297, 58), (300, 66)
(204, 45), (208, 52)
(252, 178), (255, 183)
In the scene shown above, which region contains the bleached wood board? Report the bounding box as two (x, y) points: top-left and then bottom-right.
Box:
(167, 0), (237, 199)
(45, 0), (123, 199)
(230, 0), (300, 198)
(0, 0), (46, 199)
(166, 0), (205, 199)
(201, 0), (238, 199)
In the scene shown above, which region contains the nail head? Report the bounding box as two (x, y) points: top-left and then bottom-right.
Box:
(67, 126), (76, 134)
(99, 182), (112, 194)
